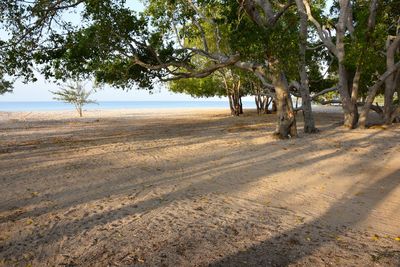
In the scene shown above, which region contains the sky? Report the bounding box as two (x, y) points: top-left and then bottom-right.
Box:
(0, 79), (225, 102)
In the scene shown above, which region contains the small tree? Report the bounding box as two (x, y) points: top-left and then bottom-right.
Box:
(51, 82), (96, 117)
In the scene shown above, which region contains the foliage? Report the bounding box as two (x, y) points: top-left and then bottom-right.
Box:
(0, 76), (13, 95)
(169, 75), (225, 98)
(0, 0), (399, 128)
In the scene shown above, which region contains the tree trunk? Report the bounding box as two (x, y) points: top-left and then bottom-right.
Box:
(384, 83), (396, 124)
(338, 62), (359, 128)
(224, 75), (240, 116)
(271, 100), (277, 113)
(264, 96), (272, 114)
(383, 37), (400, 124)
(254, 83), (263, 114)
(296, 0), (317, 133)
(270, 63), (297, 139)
(228, 94), (240, 116)
(239, 96), (243, 114)
(228, 94), (236, 116)
(255, 95), (261, 114)
(336, 1), (359, 128)
(359, 61), (400, 127)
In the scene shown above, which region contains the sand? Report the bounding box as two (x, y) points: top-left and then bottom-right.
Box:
(0, 108), (399, 266)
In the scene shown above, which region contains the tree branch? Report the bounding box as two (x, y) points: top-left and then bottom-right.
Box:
(302, 0), (338, 57)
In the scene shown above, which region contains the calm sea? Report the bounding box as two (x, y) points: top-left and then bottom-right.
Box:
(0, 101), (257, 112)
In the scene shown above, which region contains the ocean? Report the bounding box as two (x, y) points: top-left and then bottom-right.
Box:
(0, 101), (257, 112)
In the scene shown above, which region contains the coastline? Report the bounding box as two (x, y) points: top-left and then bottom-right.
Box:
(0, 105), (343, 121)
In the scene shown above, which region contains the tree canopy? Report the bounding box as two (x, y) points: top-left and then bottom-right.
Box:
(1, 0), (399, 136)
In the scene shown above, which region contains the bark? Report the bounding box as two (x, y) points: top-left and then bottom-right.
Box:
(397, 76), (400, 98)
(359, 61), (400, 128)
(295, 0), (317, 133)
(255, 95), (261, 114)
(264, 96), (272, 114)
(239, 96), (243, 114)
(228, 94), (237, 116)
(224, 74), (241, 116)
(336, 0), (359, 128)
(390, 106), (400, 122)
(270, 61), (297, 139)
(311, 87), (338, 100)
(228, 93), (242, 116)
(384, 36), (400, 124)
(255, 84), (265, 114)
(338, 64), (359, 128)
(229, 94), (241, 116)
(271, 100), (277, 113)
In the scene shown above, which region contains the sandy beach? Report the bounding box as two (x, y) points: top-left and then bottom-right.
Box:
(0, 108), (399, 266)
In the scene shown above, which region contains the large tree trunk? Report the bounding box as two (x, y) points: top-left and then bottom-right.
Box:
(224, 75), (241, 116)
(228, 94), (241, 116)
(228, 94), (237, 116)
(336, 1), (359, 128)
(296, 0), (317, 133)
(270, 63), (297, 138)
(383, 36), (400, 124)
(338, 63), (359, 128)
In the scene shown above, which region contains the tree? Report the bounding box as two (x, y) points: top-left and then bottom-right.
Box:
(2, 0), (397, 135)
(0, 0), (304, 138)
(303, 0), (400, 128)
(170, 69), (247, 116)
(51, 82), (96, 117)
(294, 0), (317, 133)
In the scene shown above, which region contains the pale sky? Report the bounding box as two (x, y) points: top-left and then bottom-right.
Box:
(0, 79), (224, 102)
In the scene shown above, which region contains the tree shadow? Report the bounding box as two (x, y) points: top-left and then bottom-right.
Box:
(0, 111), (399, 265)
(209, 169), (400, 266)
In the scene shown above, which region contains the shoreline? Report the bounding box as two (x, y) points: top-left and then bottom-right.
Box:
(0, 105), (343, 119)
